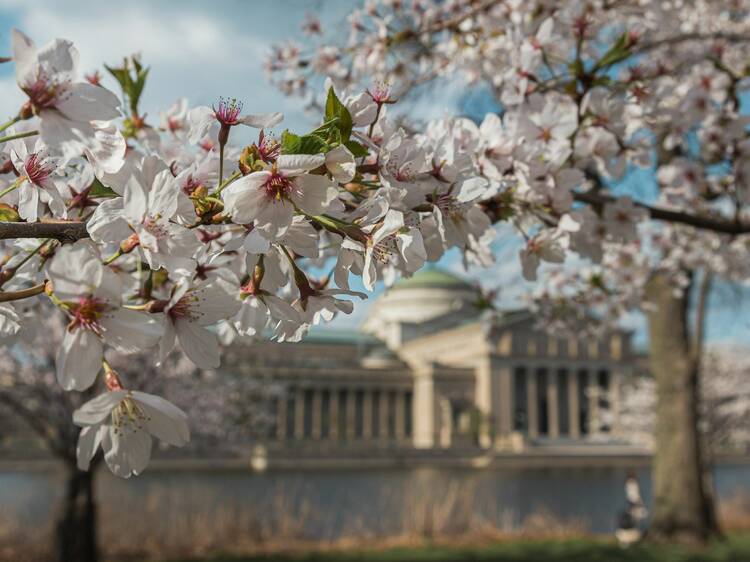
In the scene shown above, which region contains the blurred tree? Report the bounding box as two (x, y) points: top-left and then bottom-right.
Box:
(0, 305), (277, 562)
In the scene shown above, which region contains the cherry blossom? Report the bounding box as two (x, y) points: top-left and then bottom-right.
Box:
(45, 243), (162, 391)
(7, 135), (67, 222)
(11, 29), (123, 162)
(74, 371), (189, 478)
(157, 280), (241, 369)
(221, 154), (341, 239)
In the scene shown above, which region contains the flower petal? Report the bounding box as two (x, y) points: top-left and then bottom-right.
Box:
(221, 172), (269, 224)
(57, 82), (121, 122)
(276, 154), (325, 175)
(56, 328), (103, 391)
(132, 391), (190, 447)
(103, 425), (152, 478)
(73, 390), (127, 426)
(100, 308), (163, 353)
(292, 174), (337, 216)
(175, 319), (221, 369)
(239, 112), (283, 129)
(76, 425), (106, 471)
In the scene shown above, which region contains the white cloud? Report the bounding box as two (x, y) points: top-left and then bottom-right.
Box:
(3, 1), (347, 130)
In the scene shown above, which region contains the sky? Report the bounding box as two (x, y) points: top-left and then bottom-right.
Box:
(1, 0), (748, 348)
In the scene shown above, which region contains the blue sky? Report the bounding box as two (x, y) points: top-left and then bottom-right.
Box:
(1, 0), (748, 348)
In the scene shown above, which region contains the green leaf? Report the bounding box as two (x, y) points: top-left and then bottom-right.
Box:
(104, 63), (130, 94)
(88, 178), (118, 198)
(324, 87), (353, 141)
(326, 125), (342, 146)
(129, 67), (149, 116)
(309, 117), (339, 137)
(345, 140), (369, 158)
(104, 56), (150, 116)
(593, 33), (631, 72)
(0, 204), (20, 222)
(281, 130), (329, 155)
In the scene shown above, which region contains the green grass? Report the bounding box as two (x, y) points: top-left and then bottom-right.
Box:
(164, 534), (750, 562)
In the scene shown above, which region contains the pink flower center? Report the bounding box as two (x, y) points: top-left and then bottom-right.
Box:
(263, 170), (297, 201)
(390, 162), (415, 183)
(372, 236), (397, 264)
(111, 395), (149, 436)
(368, 81), (392, 104)
(182, 175), (201, 196)
(23, 70), (67, 110)
(167, 116), (183, 132)
(24, 153), (55, 185)
(213, 97), (243, 126)
(527, 239), (542, 255)
(435, 193), (467, 219)
(168, 292), (202, 322)
(258, 131), (280, 163)
(142, 216), (168, 240)
(69, 296), (107, 334)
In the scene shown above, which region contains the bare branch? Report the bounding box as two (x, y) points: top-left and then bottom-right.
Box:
(0, 282), (46, 303)
(0, 221), (89, 242)
(572, 190), (750, 236)
(634, 32), (750, 56)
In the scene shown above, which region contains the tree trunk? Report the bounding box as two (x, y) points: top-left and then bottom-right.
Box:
(645, 272), (719, 544)
(56, 463), (98, 562)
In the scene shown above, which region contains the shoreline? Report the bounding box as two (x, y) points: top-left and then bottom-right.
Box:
(3, 448), (750, 473)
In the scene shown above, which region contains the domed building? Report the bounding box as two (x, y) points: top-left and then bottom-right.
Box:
(224, 268), (637, 463)
(362, 268), (482, 349)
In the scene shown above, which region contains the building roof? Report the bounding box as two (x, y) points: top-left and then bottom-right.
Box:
(301, 327), (380, 346)
(391, 268), (476, 292)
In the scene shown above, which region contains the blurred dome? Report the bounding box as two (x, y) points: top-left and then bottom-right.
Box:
(362, 268), (480, 349)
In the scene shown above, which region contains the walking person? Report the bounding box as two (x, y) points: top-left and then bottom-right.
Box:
(615, 471), (648, 547)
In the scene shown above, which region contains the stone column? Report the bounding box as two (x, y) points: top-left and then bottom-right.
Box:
(413, 369), (436, 448)
(395, 391), (406, 442)
(276, 395), (287, 441)
(363, 390), (373, 440)
(329, 388), (340, 441)
(568, 370), (581, 439)
(379, 390), (389, 442)
(610, 369), (622, 436)
(588, 372), (600, 435)
(498, 365), (514, 438)
(475, 357), (493, 448)
(311, 389), (322, 440)
(547, 369), (560, 438)
(527, 370), (539, 439)
(345, 389), (356, 440)
(294, 388), (305, 440)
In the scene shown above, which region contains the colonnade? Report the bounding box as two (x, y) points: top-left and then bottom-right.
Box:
(274, 387), (413, 443)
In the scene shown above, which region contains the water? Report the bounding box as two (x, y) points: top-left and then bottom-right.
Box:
(3, 462), (750, 539)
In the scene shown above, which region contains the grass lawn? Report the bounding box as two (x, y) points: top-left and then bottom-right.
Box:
(165, 534), (750, 562)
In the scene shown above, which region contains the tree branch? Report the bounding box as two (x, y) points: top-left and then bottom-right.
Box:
(421, 0), (502, 34)
(0, 393), (68, 459)
(692, 270), (712, 364)
(0, 221), (89, 242)
(572, 190), (750, 235)
(0, 282), (46, 302)
(634, 32), (750, 56)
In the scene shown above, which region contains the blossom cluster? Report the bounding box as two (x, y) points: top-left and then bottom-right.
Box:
(267, 0), (750, 330)
(0, 29), (502, 476)
(3, 0), (750, 476)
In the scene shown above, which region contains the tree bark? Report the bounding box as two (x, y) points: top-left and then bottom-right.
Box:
(645, 272), (719, 544)
(56, 463), (98, 562)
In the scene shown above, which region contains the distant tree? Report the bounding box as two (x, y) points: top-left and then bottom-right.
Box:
(0, 306), (276, 562)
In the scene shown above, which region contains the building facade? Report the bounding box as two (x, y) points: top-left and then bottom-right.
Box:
(225, 269), (634, 454)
